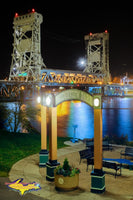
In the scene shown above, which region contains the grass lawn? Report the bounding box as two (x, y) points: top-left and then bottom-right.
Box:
(0, 130), (70, 177)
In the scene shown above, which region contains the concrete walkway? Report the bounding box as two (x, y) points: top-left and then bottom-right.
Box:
(9, 142), (133, 200)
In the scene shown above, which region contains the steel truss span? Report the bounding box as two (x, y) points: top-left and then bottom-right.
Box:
(0, 68), (103, 99)
(41, 69), (103, 84)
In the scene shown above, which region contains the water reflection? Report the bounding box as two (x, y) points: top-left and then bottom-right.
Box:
(1, 97), (133, 141)
(103, 108), (133, 141)
(57, 98), (133, 141)
(67, 101), (94, 139)
(103, 97), (133, 108)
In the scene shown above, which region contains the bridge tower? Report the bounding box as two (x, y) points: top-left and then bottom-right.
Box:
(84, 31), (110, 83)
(9, 9), (45, 82)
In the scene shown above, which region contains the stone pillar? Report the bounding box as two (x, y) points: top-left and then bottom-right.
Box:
(46, 107), (59, 181)
(91, 96), (105, 194)
(39, 105), (49, 167)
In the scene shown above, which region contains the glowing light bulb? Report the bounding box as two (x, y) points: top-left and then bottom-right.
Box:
(32, 8), (35, 13)
(94, 98), (100, 107)
(15, 13), (19, 18)
(46, 96), (51, 106)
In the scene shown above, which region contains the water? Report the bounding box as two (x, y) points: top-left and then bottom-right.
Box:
(59, 97), (133, 141)
(1, 97), (133, 141)
(66, 101), (94, 139)
(102, 97), (133, 141)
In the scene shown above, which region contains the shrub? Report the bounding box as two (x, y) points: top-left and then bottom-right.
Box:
(54, 158), (80, 177)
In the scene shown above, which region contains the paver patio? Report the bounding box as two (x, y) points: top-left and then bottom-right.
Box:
(9, 142), (133, 200)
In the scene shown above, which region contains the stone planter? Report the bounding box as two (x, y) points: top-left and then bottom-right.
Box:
(54, 174), (79, 191)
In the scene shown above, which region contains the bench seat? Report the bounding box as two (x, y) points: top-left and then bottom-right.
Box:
(79, 148), (94, 164)
(120, 147), (133, 159)
(87, 158), (121, 178)
(86, 140), (112, 151)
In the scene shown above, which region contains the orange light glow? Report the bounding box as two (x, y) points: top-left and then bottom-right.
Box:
(108, 82), (112, 85)
(57, 102), (70, 116)
(21, 86), (25, 90)
(97, 81), (103, 85)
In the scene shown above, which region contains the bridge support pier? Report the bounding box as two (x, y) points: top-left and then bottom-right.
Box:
(39, 105), (49, 167)
(91, 108), (105, 193)
(46, 107), (60, 181)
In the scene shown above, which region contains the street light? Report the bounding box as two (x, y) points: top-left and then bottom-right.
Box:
(94, 98), (100, 107)
(46, 96), (51, 106)
(93, 96), (101, 109)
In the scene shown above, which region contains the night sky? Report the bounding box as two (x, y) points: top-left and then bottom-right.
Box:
(0, 2), (132, 79)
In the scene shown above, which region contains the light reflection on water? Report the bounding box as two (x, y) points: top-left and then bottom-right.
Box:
(102, 97), (133, 141)
(67, 101), (94, 139)
(1, 97), (133, 141)
(58, 97), (133, 141)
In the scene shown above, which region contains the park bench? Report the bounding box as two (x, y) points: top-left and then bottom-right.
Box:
(87, 158), (121, 178)
(79, 148), (94, 164)
(86, 141), (94, 150)
(86, 140), (112, 151)
(120, 147), (133, 159)
(102, 160), (121, 178)
(102, 141), (113, 151)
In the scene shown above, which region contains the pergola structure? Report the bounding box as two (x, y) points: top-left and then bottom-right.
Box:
(39, 88), (105, 193)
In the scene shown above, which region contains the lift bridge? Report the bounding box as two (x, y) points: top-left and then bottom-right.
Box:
(0, 68), (105, 101)
(0, 10), (128, 101)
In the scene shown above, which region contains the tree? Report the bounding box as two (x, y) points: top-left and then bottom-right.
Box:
(21, 102), (40, 133)
(0, 104), (8, 129)
(0, 101), (40, 133)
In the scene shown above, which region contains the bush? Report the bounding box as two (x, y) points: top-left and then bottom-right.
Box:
(104, 134), (128, 145)
(55, 158), (80, 177)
